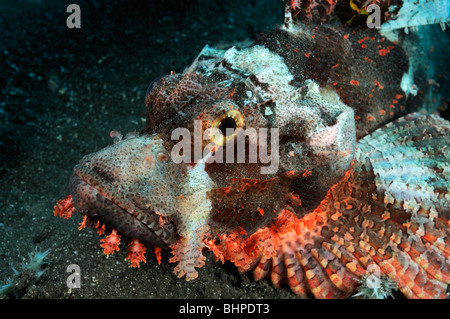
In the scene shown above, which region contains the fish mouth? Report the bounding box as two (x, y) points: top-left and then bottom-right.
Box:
(70, 166), (177, 248)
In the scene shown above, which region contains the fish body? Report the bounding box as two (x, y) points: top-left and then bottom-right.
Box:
(55, 3), (449, 298)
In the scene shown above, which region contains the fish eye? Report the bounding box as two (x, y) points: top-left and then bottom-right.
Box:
(210, 109), (244, 146)
(218, 117), (237, 136)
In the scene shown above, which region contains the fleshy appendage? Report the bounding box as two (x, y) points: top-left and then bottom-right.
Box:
(168, 204), (211, 281)
(168, 158), (216, 281)
(170, 235), (207, 281)
(54, 195), (75, 219)
(207, 113), (449, 298)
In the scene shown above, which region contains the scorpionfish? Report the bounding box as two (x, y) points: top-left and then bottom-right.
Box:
(55, 1), (450, 298)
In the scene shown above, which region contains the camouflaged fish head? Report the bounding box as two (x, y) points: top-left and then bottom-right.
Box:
(55, 1), (450, 298)
(68, 40), (358, 278)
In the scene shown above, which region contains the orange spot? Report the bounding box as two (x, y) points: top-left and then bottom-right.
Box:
(158, 216), (167, 228)
(367, 115), (375, 121)
(312, 35), (315, 39)
(258, 208), (264, 216)
(100, 229), (121, 255)
(304, 53), (311, 58)
(332, 82), (337, 86)
(392, 99), (398, 104)
(368, 94), (373, 98)
(389, 104), (394, 108)
(144, 155), (155, 166)
(343, 34), (349, 39)
(294, 48), (298, 52)
(126, 239), (147, 268)
(223, 186), (231, 195)
(355, 116), (360, 120)
(304, 217), (315, 230)
(361, 44), (367, 49)
(374, 80), (384, 89)
(379, 49), (389, 56)
(395, 94), (403, 99)
(350, 80), (359, 85)
(379, 109), (386, 116)
(332, 64), (339, 68)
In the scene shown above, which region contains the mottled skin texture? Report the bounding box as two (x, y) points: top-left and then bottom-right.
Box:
(55, 6), (449, 298)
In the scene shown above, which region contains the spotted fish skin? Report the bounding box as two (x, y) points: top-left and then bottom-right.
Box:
(208, 112), (449, 299)
(54, 3), (449, 298)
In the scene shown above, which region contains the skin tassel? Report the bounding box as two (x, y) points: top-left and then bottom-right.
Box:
(126, 239), (147, 268)
(53, 195), (74, 219)
(100, 229), (121, 255)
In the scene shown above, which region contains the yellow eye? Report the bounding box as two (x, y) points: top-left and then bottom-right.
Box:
(210, 109), (245, 146)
